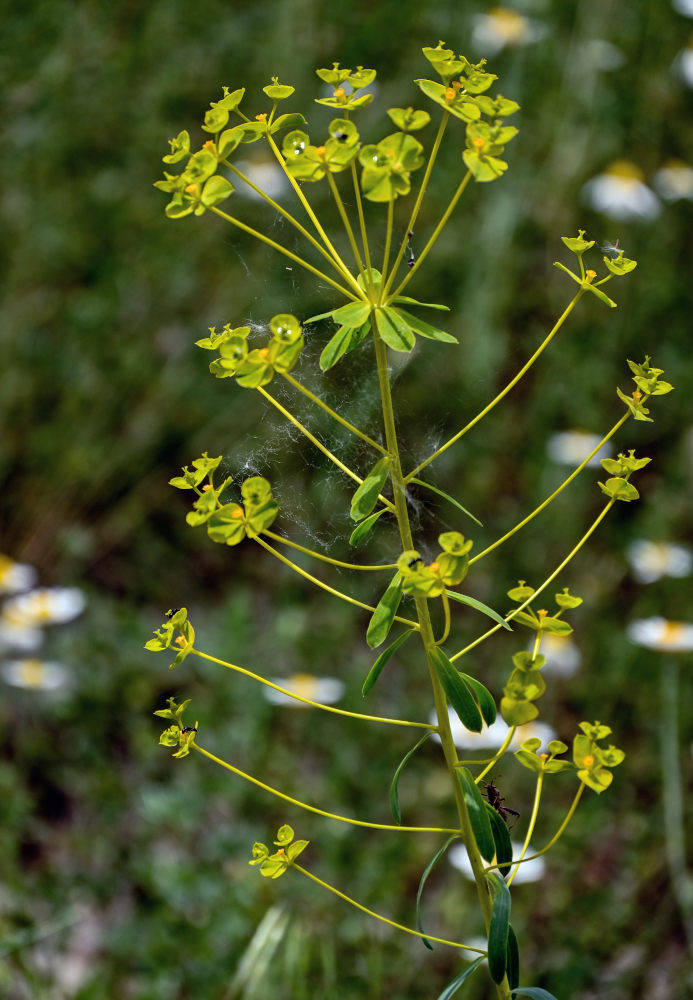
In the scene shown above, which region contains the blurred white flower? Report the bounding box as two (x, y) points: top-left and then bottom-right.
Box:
(3, 587), (86, 627)
(626, 540), (692, 584)
(449, 841), (546, 883)
(547, 430), (611, 468)
(264, 672), (344, 707)
(2, 658), (69, 691)
(432, 708), (556, 752)
(673, 0), (693, 15)
(653, 160), (693, 201)
(674, 36), (693, 86)
(582, 161), (660, 220)
(234, 159), (287, 201)
(537, 634), (581, 677)
(0, 555), (37, 595)
(627, 617), (693, 653)
(471, 7), (546, 55)
(579, 39), (626, 71)
(0, 614), (43, 652)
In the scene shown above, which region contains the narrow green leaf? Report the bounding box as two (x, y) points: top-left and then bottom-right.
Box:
(319, 321), (370, 371)
(362, 628), (415, 696)
(366, 572), (403, 648)
(410, 478), (482, 525)
(392, 295), (450, 311)
(435, 958), (486, 1000)
(457, 767), (496, 862)
(350, 456), (391, 522)
(487, 872), (511, 984)
(389, 732), (431, 824)
(430, 648), (483, 733)
(460, 674), (497, 726)
(552, 261), (581, 285)
(331, 300), (372, 327)
(506, 924), (520, 992)
(486, 804), (513, 878)
(416, 835), (457, 948)
(349, 507), (388, 547)
(394, 307), (458, 343)
(445, 590), (513, 631)
(585, 283), (617, 308)
(511, 989), (560, 1000)
(375, 307), (416, 352)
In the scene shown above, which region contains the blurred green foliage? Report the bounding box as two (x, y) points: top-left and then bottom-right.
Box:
(1, 0), (692, 997)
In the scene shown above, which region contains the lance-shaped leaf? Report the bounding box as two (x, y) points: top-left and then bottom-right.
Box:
(487, 871), (511, 984)
(436, 959), (486, 1000)
(366, 572), (403, 648)
(319, 321), (371, 371)
(457, 767), (495, 862)
(430, 648), (483, 733)
(459, 673), (497, 726)
(445, 590), (512, 630)
(375, 307), (416, 352)
(350, 456), (391, 522)
(389, 731), (431, 824)
(506, 924), (520, 991)
(393, 308), (458, 343)
(511, 989), (560, 1000)
(349, 507), (388, 547)
(486, 804), (513, 878)
(307, 300), (372, 327)
(416, 835), (457, 949)
(410, 478), (482, 525)
(391, 294), (449, 311)
(362, 628), (415, 696)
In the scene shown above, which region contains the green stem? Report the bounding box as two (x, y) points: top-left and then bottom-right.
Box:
(473, 727), (517, 785)
(487, 783), (586, 873)
(382, 111), (449, 299)
(436, 590), (451, 645)
(450, 500), (615, 663)
(262, 529), (396, 572)
(351, 161), (373, 283)
(390, 169), (472, 301)
(292, 863), (485, 953)
(193, 744), (458, 834)
(191, 649), (432, 729)
(253, 535), (420, 630)
(506, 771), (544, 888)
(470, 412), (629, 564)
(265, 133), (362, 295)
(326, 171), (364, 274)
(372, 329), (507, 996)
(381, 199), (394, 288)
(223, 159), (355, 281)
(257, 387), (395, 511)
(210, 207), (357, 300)
(405, 290), (584, 482)
(280, 372), (387, 454)
(660, 658), (693, 954)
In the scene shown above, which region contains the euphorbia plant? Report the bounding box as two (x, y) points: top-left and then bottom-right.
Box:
(148, 40), (672, 998)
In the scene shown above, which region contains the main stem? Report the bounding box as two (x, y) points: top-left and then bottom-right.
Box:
(372, 332), (510, 999)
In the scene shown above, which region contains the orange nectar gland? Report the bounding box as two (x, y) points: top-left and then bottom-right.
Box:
(582, 754), (595, 768)
(632, 390), (643, 401)
(255, 113), (267, 123)
(585, 269), (597, 283)
(472, 136), (486, 150)
(537, 609), (548, 618)
(231, 508), (245, 520)
(315, 145), (326, 157)
(175, 635), (186, 647)
(258, 347), (269, 359)
(202, 484), (213, 492)
(444, 87), (456, 102)
(203, 140), (215, 151)
(185, 183), (200, 196)
(429, 561), (440, 573)
(333, 87), (346, 102)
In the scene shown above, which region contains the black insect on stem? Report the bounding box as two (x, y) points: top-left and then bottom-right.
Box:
(165, 608), (181, 619)
(406, 230), (416, 268)
(181, 725), (198, 734)
(483, 778), (520, 828)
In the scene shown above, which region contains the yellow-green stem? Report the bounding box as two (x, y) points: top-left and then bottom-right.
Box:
(381, 199), (394, 287)
(351, 161), (373, 288)
(293, 863), (485, 953)
(191, 649), (432, 729)
(210, 207), (357, 300)
(193, 744), (457, 834)
(262, 529), (396, 572)
(485, 783), (586, 872)
(257, 387), (395, 511)
(253, 535), (420, 630)
(326, 171), (365, 274)
(280, 372), (387, 454)
(451, 500), (615, 662)
(506, 771), (544, 888)
(473, 727), (517, 785)
(406, 290), (584, 481)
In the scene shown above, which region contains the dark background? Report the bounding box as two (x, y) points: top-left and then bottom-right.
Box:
(1, 1), (692, 997)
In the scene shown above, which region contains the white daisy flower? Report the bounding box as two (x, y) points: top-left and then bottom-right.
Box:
(0, 615), (43, 652)
(2, 658), (69, 691)
(471, 7), (546, 56)
(537, 634), (582, 677)
(234, 159), (287, 201)
(263, 672), (345, 707)
(0, 555), (37, 595)
(3, 587), (86, 627)
(653, 160), (693, 201)
(626, 540), (693, 584)
(626, 617), (693, 653)
(582, 161), (660, 221)
(449, 841), (546, 884)
(673, 0), (693, 16)
(579, 40), (626, 72)
(674, 37), (693, 86)
(547, 430), (612, 468)
(432, 709), (556, 753)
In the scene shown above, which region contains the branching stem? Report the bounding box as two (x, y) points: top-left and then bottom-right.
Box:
(280, 371), (388, 454)
(262, 529), (396, 572)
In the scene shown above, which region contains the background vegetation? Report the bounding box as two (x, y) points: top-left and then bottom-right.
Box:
(1, 0), (692, 997)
